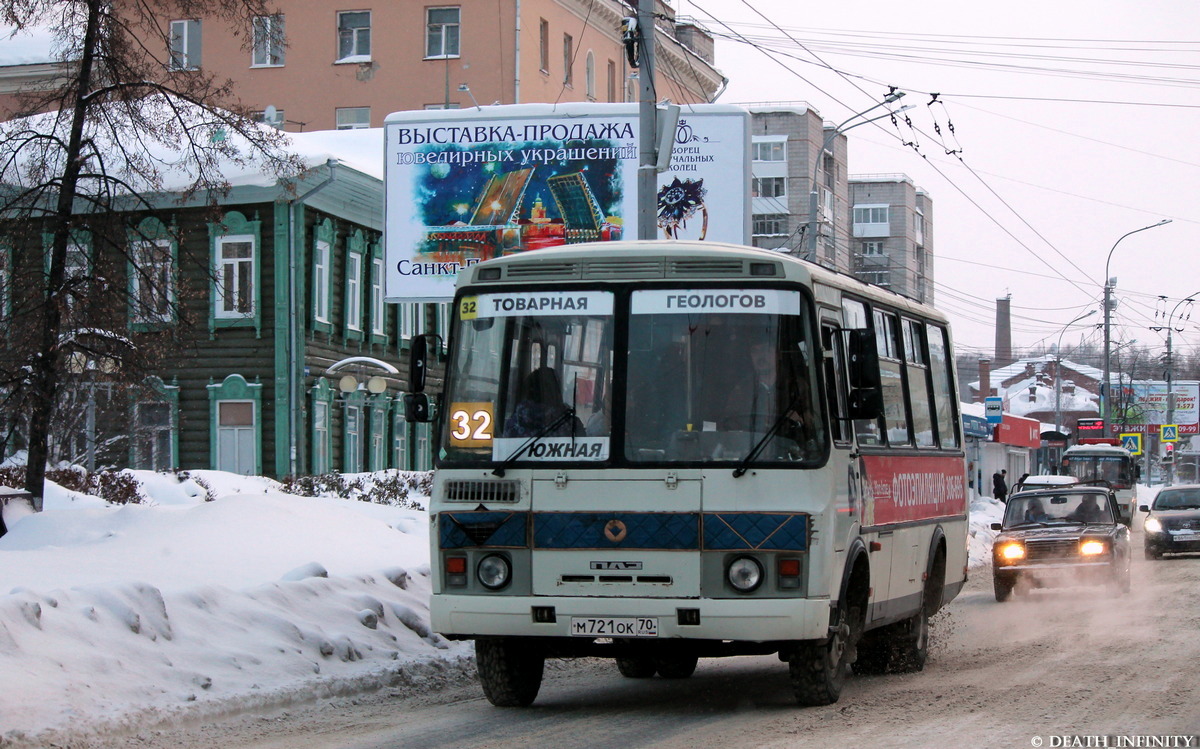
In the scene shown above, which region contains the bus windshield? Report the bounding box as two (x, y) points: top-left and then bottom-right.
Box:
(1062, 453), (1133, 488)
(438, 287), (826, 467)
(624, 288), (824, 464)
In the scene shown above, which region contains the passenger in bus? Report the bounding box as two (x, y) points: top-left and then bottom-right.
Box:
(503, 367), (584, 438)
(586, 386), (611, 436)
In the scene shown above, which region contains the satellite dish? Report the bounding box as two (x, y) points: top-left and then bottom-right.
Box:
(264, 104), (277, 121)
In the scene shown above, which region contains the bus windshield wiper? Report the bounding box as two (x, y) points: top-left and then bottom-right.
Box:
(492, 407), (578, 477)
(733, 393), (805, 478)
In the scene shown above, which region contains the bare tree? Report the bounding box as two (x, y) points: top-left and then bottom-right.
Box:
(1, 0), (305, 506)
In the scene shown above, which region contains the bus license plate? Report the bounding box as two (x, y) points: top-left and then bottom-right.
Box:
(570, 617), (658, 637)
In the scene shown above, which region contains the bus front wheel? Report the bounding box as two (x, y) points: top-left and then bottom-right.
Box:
(475, 637), (545, 707)
(788, 603), (854, 706)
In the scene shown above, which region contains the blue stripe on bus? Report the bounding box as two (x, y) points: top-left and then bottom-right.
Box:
(703, 513), (809, 552)
(440, 512), (528, 549)
(533, 512), (700, 550)
(440, 511), (810, 552)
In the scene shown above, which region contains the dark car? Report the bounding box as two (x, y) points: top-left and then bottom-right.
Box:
(990, 486), (1131, 601)
(1140, 484), (1200, 560)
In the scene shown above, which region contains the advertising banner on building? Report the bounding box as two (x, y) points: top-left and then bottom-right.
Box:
(383, 103), (750, 301)
(1113, 381), (1200, 434)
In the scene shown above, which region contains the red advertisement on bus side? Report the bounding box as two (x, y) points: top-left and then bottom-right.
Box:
(860, 454), (968, 526)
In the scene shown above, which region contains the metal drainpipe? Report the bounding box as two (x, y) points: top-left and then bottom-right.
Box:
(287, 159), (338, 476)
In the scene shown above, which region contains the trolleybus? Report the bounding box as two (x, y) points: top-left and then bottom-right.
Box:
(408, 240), (969, 707)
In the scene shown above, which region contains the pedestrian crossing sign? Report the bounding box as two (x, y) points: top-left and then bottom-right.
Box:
(1120, 433), (1142, 455)
(1161, 424), (1179, 442)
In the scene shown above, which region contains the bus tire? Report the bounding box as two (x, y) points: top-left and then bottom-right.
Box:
(474, 637), (544, 707)
(616, 656), (657, 678)
(654, 654), (699, 679)
(788, 600), (852, 706)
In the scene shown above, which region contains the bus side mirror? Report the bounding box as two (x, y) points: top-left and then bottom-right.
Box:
(404, 392), (434, 423)
(845, 328), (884, 420)
(409, 334), (430, 393)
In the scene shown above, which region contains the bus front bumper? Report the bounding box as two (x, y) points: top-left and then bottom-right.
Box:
(431, 594), (832, 642)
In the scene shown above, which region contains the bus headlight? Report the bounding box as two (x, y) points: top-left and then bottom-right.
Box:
(477, 554), (512, 590)
(727, 557), (764, 592)
(1144, 517), (1163, 533)
(998, 542), (1025, 561)
(1079, 540), (1107, 556)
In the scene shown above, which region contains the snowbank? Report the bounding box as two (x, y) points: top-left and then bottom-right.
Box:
(0, 472), (469, 745)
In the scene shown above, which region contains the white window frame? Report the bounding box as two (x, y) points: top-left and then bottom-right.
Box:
(585, 51), (595, 99)
(134, 401), (175, 471)
(562, 33), (574, 86)
(862, 241), (885, 256)
(344, 402), (363, 472)
(131, 238), (174, 324)
(312, 399), (330, 473)
(169, 19), (201, 70)
(752, 213), (788, 237)
(371, 256), (385, 336)
(216, 400), (256, 475)
(335, 107), (370, 130)
(252, 14), (285, 67)
(313, 238), (331, 324)
(216, 234), (255, 319)
(346, 252), (362, 332)
(753, 140), (786, 162)
(853, 204), (890, 238)
(425, 7), (461, 59)
(336, 11), (371, 62)
(400, 302), (427, 343)
(753, 176), (786, 198)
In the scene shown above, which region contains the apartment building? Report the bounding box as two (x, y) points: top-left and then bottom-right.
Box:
(138, 0), (723, 131)
(746, 105), (852, 271)
(849, 175), (934, 304)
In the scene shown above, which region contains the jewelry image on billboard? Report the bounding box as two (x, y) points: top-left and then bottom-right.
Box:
(657, 177), (707, 240)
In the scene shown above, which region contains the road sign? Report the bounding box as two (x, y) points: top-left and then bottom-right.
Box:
(1120, 433), (1143, 456)
(985, 396), (1002, 424)
(1161, 424), (1179, 442)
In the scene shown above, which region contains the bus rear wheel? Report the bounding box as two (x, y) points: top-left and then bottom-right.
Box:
(475, 637), (545, 707)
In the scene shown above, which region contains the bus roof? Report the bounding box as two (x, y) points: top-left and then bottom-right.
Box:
(1064, 443), (1133, 456)
(457, 240), (948, 323)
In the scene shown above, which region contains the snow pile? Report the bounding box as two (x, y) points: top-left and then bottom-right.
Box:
(0, 472), (470, 745)
(968, 491), (1006, 568)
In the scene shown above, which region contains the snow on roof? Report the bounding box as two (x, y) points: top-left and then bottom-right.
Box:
(0, 25), (60, 66)
(0, 93), (386, 195)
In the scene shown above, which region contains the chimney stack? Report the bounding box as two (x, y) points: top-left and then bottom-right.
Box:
(995, 295), (1013, 368)
(979, 358), (992, 403)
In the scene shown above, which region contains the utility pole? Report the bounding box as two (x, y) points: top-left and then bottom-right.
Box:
(1150, 293), (1195, 485)
(636, 0), (657, 240)
(1102, 219), (1172, 436)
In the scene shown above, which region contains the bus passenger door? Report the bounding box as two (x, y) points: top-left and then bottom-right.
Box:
(820, 321), (857, 552)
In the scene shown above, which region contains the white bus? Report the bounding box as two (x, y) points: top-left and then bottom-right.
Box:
(1061, 442), (1139, 524)
(407, 241), (968, 707)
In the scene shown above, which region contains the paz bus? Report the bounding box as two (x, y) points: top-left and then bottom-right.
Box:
(406, 240), (968, 707)
(1061, 441), (1139, 524)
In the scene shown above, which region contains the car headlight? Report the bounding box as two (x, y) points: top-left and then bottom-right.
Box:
(1144, 517), (1163, 533)
(727, 556), (764, 592)
(477, 554), (511, 590)
(1079, 540), (1107, 556)
(998, 542), (1025, 561)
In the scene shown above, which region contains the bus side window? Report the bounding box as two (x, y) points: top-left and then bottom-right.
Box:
(821, 323), (849, 444)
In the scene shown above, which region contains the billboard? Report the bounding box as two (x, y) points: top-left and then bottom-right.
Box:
(383, 103), (750, 301)
(1113, 381), (1200, 434)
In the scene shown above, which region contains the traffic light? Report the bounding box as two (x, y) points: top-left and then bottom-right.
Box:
(1162, 442), (1175, 464)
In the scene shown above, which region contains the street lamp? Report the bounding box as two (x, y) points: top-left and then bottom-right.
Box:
(806, 92), (913, 262)
(1054, 309), (1098, 435)
(1102, 219), (1173, 435)
(1150, 293), (1197, 485)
